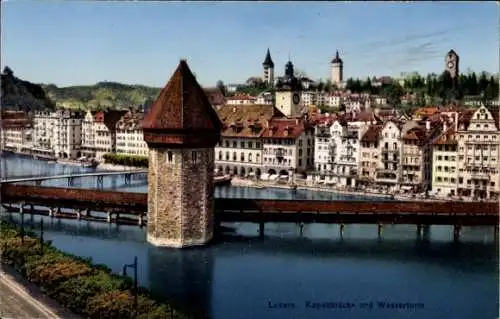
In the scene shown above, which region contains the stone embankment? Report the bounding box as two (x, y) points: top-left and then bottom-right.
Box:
(230, 177), (393, 199)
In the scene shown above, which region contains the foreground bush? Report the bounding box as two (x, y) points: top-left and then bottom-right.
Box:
(103, 153), (148, 168)
(0, 220), (191, 318)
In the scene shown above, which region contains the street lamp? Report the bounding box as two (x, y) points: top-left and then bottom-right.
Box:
(122, 256), (138, 314)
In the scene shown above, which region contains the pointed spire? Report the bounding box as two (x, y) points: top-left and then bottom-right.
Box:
(142, 60), (221, 135)
(331, 50), (343, 64)
(263, 48), (274, 68)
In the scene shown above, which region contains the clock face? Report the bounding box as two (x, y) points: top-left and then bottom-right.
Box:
(292, 93), (300, 104)
(447, 61), (454, 69)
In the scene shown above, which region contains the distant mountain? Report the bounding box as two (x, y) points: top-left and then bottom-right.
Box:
(41, 81), (162, 111)
(1, 67), (56, 112)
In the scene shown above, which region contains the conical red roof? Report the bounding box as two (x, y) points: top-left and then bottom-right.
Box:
(142, 60), (222, 147)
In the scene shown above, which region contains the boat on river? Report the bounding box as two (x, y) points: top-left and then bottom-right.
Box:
(214, 175), (232, 186)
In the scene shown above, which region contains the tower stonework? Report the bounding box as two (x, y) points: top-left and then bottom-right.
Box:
(142, 60), (222, 248)
(330, 50), (343, 84)
(275, 60), (303, 118)
(263, 48), (275, 86)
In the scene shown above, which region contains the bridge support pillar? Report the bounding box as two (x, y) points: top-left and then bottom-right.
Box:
(453, 225), (461, 242)
(138, 213), (144, 227)
(115, 213), (120, 222)
(298, 222), (304, 236)
(417, 224), (422, 238)
(259, 222), (265, 238)
(48, 207), (54, 218)
(107, 212), (112, 223)
(29, 204), (34, 213)
(76, 209), (81, 220)
(340, 223), (345, 238)
(97, 176), (104, 189)
(377, 223), (383, 237)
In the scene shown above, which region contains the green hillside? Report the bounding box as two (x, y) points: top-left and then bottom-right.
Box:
(1, 67), (56, 112)
(41, 81), (161, 111)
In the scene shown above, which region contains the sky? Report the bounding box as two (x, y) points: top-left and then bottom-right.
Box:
(1, 2), (499, 88)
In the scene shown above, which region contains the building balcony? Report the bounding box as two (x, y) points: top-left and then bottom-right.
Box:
(315, 132), (331, 138)
(382, 158), (399, 163)
(382, 148), (399, 154)
(464, 140), (498, 145)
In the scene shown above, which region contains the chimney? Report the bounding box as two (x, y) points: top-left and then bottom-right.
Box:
(426, 120), (431, 131)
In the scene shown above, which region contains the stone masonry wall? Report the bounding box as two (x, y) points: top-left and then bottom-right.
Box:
(180, 148), (214, 246)
(147, 148), (183, 247)
(147, 147), (214, 248)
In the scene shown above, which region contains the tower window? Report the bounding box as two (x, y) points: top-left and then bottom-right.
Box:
(166, 151), (173, 163)
(191, 151), (198, 162)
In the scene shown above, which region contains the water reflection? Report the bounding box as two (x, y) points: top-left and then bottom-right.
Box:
(2, 154), (499, 319)
(148, 247), (213, 319)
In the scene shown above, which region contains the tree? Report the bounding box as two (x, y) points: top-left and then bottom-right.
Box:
(216, 80), (226, 96)
(2, 66), (13, 76)
(381, 83), (404, 107)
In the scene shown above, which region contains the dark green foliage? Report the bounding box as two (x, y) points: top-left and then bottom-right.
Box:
(103, 153), (148, 168)
(0, 220), (192, 319)
(343, 71), (498, 107)
(1, 66), (56, 112)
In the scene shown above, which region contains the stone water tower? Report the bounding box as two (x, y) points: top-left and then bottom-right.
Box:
(142, 60), (222, 248)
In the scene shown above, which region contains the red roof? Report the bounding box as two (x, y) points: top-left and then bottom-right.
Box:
(142, 60), (221, 132)
(261, 118), (307, 139)
(142, 60), (222, 146)
(94, 110), (128, 131)
(433, 127), (457, 145)
(361, 125), (382, 143)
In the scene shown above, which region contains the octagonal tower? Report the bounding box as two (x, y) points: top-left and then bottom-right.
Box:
(142, 60), (222, 248)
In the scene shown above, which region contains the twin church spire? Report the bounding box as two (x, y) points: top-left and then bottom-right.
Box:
(262, 48), (344, 87)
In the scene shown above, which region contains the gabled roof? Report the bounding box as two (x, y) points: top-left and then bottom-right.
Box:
(142, 60), (222, 133)
(94, 110), (128, 131)
(217, 104), (283, 138)
(261, 118), (306, 140)
(360, 125), (382, 143)
(433, 127), (457, 145)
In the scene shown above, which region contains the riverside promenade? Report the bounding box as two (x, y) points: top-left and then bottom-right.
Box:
(0, 265), (81, 319)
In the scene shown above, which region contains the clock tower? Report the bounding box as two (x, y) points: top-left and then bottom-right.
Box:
(275, 60), (302, 118)
(445, 49), (459, 79)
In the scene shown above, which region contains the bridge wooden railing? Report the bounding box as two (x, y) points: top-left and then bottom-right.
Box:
(2, 184), (498, 217)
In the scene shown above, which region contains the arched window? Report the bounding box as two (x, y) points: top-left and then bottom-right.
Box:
(240, 153), (245, 161)
(226, 152), (229, 160)
(232, 152), (237, 161)
(248, 153), (253, 162)
(218, 151), (222, 160)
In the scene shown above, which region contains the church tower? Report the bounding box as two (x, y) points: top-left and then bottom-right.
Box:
(262, 48), (275, 86)
(330, 50), (343, 85)
(275, 60), (302, 118)
(142, 60), (222, 248)
(445, 49), (459, 79)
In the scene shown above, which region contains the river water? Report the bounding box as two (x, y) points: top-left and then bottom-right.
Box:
(1, 154), (498, 319)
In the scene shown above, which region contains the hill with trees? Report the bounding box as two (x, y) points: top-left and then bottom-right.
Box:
(41, 81), (161, 111)
(1, 67), (56, 112)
